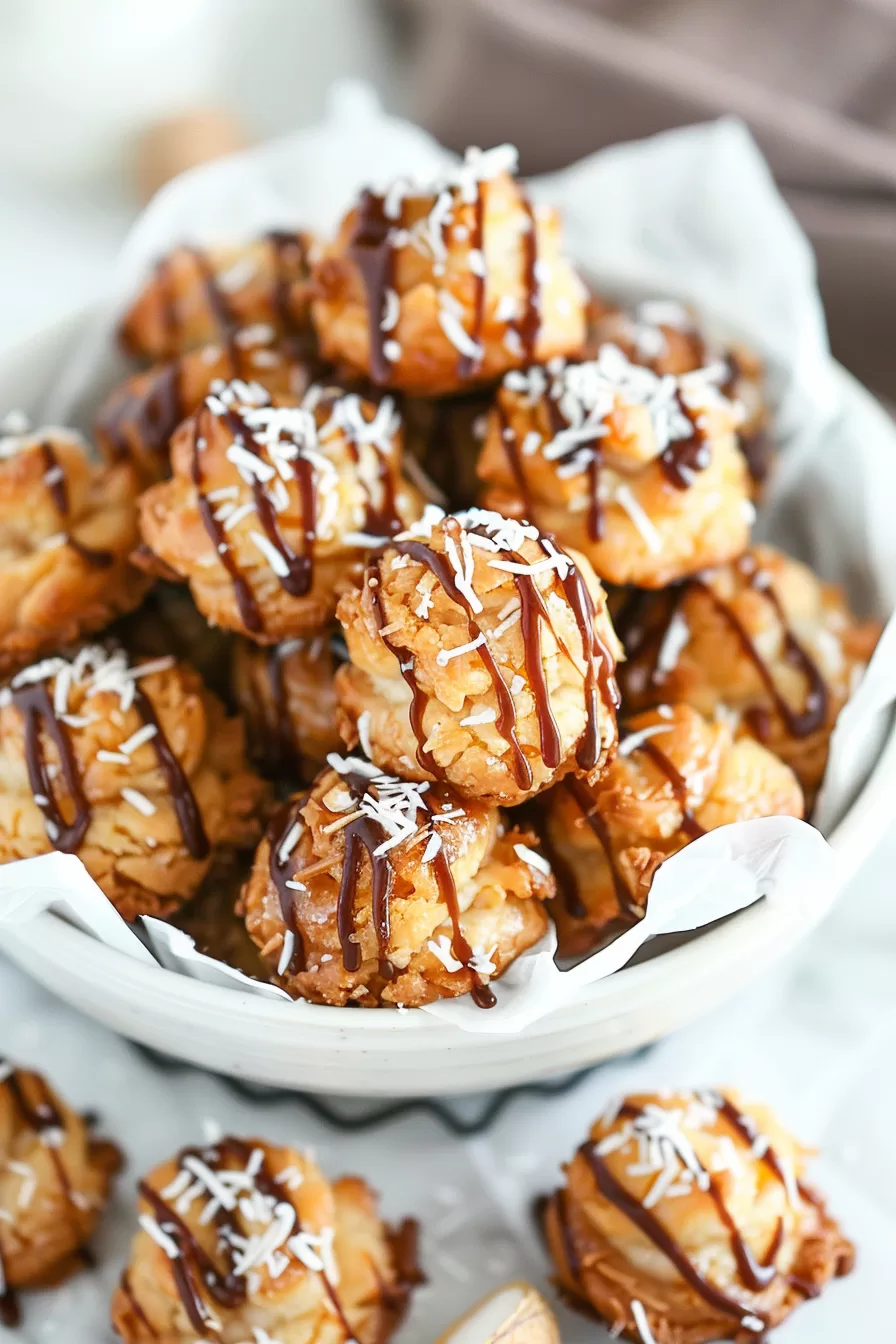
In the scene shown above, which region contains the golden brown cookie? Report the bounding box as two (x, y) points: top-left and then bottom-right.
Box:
(119, 232), (318, 363)
(477, 347), (751, 589)
(0, 425), (151, 677)
(544, 1089), (854, 1343)
(137, 379), (425, 641)
(312, 145), (586, 395)
(0, 644), (269, 920)
(0, 1059), (121, 1326)
(240, 753), (553, 1008)
(541, 703), (803, 957)
(616, 546), (881, 806)
(336, 507), (622, 806)
(111, 1134), (420, 1343)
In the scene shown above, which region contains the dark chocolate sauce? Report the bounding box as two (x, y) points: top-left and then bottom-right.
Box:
(563, 777), (640, 923)
(424, 793), (495, 1007)
(350, 191), (395, 385)
(637, 738), (706, 839)
(581, 1143), (765, 1325)
(37, 440), (113, 566)
(12, 657), (208, 860)
(133, 688), (209, 860)
(693, 560), (828, 738)
(39, 441), (68, 515)
(267, 230), (309, 331)
(101, 361), (184, 463)
(369, 570), (443, 779)
(191, 412), (264, 633)
(12, 682), (92, 852)
(336, 769), (393, 974)
(515, 192), (541, 361)
(554, 548), (619, 771)
(659, 393), (712, 489)
(267, 799), (308, 975)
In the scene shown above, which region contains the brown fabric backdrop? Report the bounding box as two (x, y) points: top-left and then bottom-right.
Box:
(401, 0), (896, 397)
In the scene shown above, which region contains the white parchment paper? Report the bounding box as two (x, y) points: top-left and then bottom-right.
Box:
(1, 83), (895, 1034)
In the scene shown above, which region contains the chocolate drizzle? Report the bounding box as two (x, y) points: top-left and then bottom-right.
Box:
(39, 441), (69, 515)
(136, 1139), (352, 1340)
(617, 561), (829, 742)
(101, 361), (184, 463)
(369, 522), (616, 789)
(515, 193), (541, 361)
(11, 656), (208, 860)
(351, 190), (395, 385)
(659, 393), (712, 489)
(191, 412), (263, 633)
(581, 1143), (767, 1325)
(13, 681), (92, 852)
(267, 799), (308, 975)
(563, 777), (640, 923)
(637, 738), (706, 840)
(36, 440), (113, 567)
(132, 688), (209, 860)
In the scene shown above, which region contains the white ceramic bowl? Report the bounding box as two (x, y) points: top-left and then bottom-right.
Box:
(1, 313), (894, 1096)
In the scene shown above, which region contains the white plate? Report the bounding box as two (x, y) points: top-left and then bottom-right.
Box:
(0, 312), (894, 1096)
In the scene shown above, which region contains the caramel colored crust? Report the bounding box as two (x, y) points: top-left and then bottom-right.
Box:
(111, 1139), (416, 1344)
(240, 764), (553, 1007)
(542, 704), (803, 957)
(0, 432), (151, 678)
(544, 1090), (854, 1344)
(96, 339), (320, 484)
(0, 1066), (120, 1298)
(616, 545), (881, 805)
(0, 650), (269, 920)
(119, 233), (318, 363)
(312, 170), (585, 396)
(137, 384), (425, 643)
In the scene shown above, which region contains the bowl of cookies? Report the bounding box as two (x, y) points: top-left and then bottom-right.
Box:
(0, 95), (893, 1095)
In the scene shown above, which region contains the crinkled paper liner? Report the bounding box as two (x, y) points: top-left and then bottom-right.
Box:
(1, 82), (894, 1034)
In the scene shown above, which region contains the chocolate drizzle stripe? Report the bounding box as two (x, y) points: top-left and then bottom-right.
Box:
(581, 1143), (763, 1324)
(659, 393), (712, 489)
(369, 537), (531, 790)
(563, 777), (640, 922)
(13, 683), (91, 853)
(191, 410), (263, 633)
(636, 738), (706, 840)
(267, 799), (309, 975)
(515, 192), (541, 361)
(133, 688), (209, 861)
(12, 664), (208, 861)
(351, 191), (395, 385)
(692, 569), (828, 738)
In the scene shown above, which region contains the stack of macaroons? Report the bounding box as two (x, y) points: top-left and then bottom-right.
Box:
(0, 142), (879, 1006)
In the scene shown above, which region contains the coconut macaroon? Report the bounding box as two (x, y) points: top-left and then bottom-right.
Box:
(0, 1058), (121, 1326)
(96, 336), (320, 484)
(232, 631), (344, 782)
(239, 752), (553, 1008)
(137, 379), (425, 642)
(543, 1089), (854, 1343)
(477, 346), (752, 590)
(541, 704), (804, 958)
(111, 1134), (420, 1343)
(583, 297), (771, 486)
(0, 644), (269, 921)
(312, 145), (587, 396)
(118, 231), (318, 363)
(616, 545), (881, 806)
(0, 423), (151, 678)
(335, 507), (621, 806)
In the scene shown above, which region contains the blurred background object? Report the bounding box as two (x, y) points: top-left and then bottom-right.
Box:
(0, 0), (893, 398)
